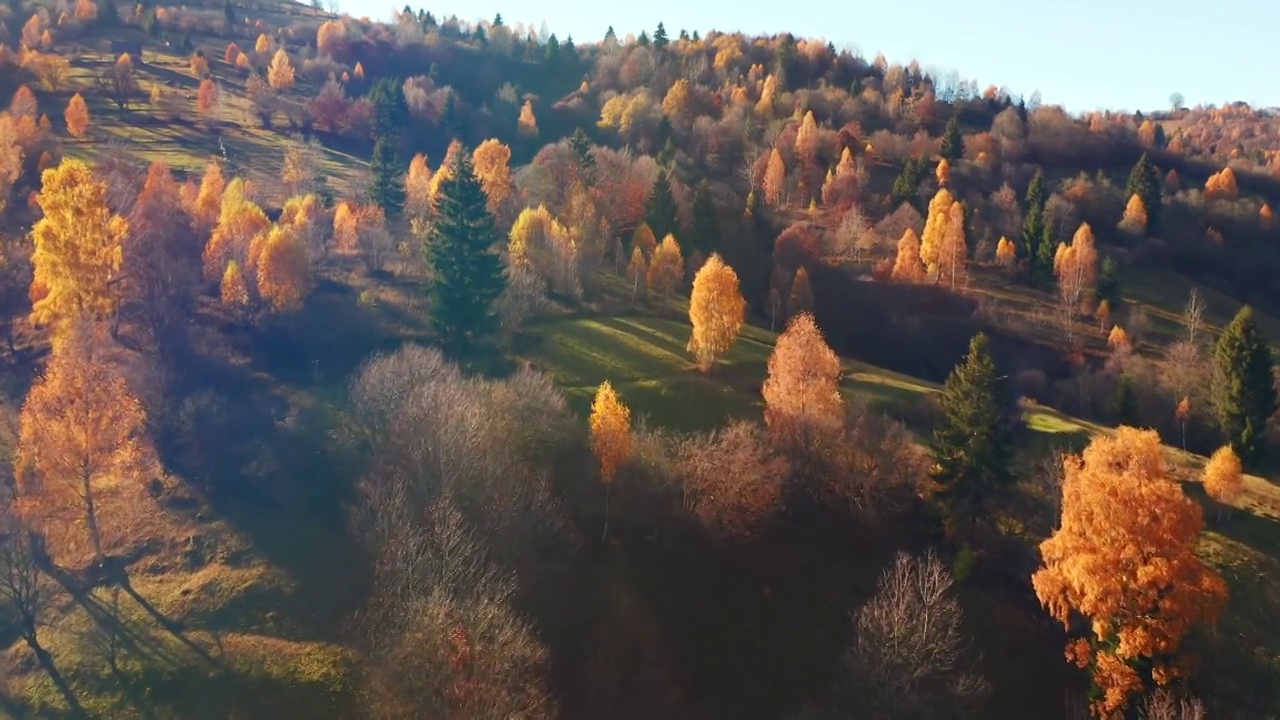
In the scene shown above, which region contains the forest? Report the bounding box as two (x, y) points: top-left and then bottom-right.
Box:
(1, 1), (1280, 718)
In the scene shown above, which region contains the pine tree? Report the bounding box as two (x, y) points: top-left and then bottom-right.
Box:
(1097, 257), (1120, 305)
(369, 136), (405, 220)
(644, 166), (679, 241)
(1021, 170), (1046, 270)
(930, 333), (1014, 524)
(423, 150), (507, 354)
(1114, 373), (1140, 426)
(891, 155), (925, 206)
(652, 22), (668, 49)
(689, 181), (719, 254)
(367, 76), (407, 140)
(939, 116), (962, 162)
(569, 127), (595, 178)
(1213, 306), (1278, 463)
(1126, 153), (1162, 232)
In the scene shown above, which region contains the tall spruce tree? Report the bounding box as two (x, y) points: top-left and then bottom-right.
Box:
(939, 117), (963, 162)
(689, 181), (719, 254)
(653, 22), (668, 49)
(930, 333), (1014, 523)
(1126, 153), (1162, 231)
(368, 77), (408, 140)
(644, 167), (680, 240)
(1021, 170), (1047, 271)
(369, 136), (405, 219)
(891, 155), (926, 206)
(423, 150), (507, 354)
(570, 127), (595, 176)
(1214, 306), (1278, 463)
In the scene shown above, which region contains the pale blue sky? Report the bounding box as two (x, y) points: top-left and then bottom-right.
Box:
(345, 0), (1279, 113)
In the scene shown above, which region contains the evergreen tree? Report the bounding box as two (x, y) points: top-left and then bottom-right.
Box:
(604, 26), (616, 43)
(368, 77), (408, 140)
(1153, 124), (1167, 149)
(637, 30), (650, 47)
(644, 167), (679, 240)
(890, 156), (926, 206)
(690, 181), (719, 254)
(423, 151), (507, 354)
(653, 22), (668, 49)
(570, 127), (595, 176)
(1035, 218), (1056, 285)
(1113, 373), (1140, 426)
(930, 333), (1014, 524)
(939, 117), (963, 162)
(691, 30), (700, 42)
(1214, 306), (1278, 463)
(773, 33), (795, 92)
(1021, 170), (1047, 272)
(1126, 153), (1162, 231)
(492, 12), (503, 26)
(369, 136), (405, 219)
(544, 33), (561, 73)
(1097, 257), (1121, 305)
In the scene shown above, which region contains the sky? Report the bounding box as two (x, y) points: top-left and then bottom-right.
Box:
(344, 0), (1280, 114)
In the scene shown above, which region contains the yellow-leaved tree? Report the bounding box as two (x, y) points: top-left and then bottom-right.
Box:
(935, 157), (951, 186)
(517, 100), (538, 138)
(203, 178), (269, 281)
(1202, 444), (1243, 511)
(919, 188), (956, 276)
(405, 153), (432, 218)
(17, 324), (159, 565)
(267, 48), (295, 90)
(220, 260), (249, 310)
(1119, 193), (1147, 235)
(891, 228), (927, 282)
(936, 201), (968, 290)
(763, 148), (786, 206)
(191, 158), (225, 235)
(30, 158), (129, 348)
(626, 246), (647, 301)
(687, 253), (745, 372)
(646, 233), (684, 298)
(64, 92), (89, 139)
(255, 223), (311, 313)
(1031, 427), (1227, 718)
(995, 236), (1017, 267)
(472, 139), (513, 214)
(631, 222), (657, 260)
(762, 312), (843, 447)
(590, 380), (631, 542)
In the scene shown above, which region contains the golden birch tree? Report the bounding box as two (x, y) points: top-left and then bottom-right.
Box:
(891, 228), (927, 282)
(590, 380), (631, 542)
(63, 92), (89, 139)
(762, 312), (843, 447)
(687, 253), (745, 372)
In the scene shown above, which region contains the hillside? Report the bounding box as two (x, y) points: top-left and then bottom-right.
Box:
(1, 1), (1280, 719)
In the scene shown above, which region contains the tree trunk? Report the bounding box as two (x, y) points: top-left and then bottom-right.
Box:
(602, 484), (611, 544)
(82, 472), (103, 563)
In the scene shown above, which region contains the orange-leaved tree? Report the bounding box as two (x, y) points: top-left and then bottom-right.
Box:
(995, 236), (1017, 267)
(0, 114), (24, 214)
(190, 158), (225, 234)
(64, 92), (89, 139)
(1031, 427), (1227, 718)
(646, 233), (684, 298)
(936, 201), (968, 290)
(1202, 444), (1243, 512)
(30, 158), (128, 348)
(687, 253), (745, 372)
(17, 324), (159, 564)
(762, 312), (843, 447)
(891, 228), (926, 283)
(220, 260), (249, 310)
(1119, 194), (1147, 235)
(626, 246), (647, 301)
(631, 222), (657, 260)
(590, 380), (631, 542)
(255, 223), (311, 313)
(267, 48), (295, 90)
(203, 178), (269, 282)
(763, 148), (786, 206)
(788, 266), (814, 316)
(919, 188), (957, 278)
(405, 153), (433, 218)
(472, 139), (513, 215)
(125, 161), (201, 350)
(517, 100), (537, 138)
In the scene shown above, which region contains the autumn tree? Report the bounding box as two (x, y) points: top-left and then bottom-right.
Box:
(508, 204), (579, 297)
(920, 188), (956, 278)
(936, 201), (968, 290)
(763, 148), (786, 206)
(646, 233), (683, 298)
(1032, 427), (1227, 718)
(472, 139), (512, 215)
(625, 247), (647, 301)
(124, 161), (201, 356)
(631, 221), (657, 260)
(1204, 167), (1238, 201)
(995, 236), (1016, 267)
(891, 228), (927, 282)
(1261, 202), (1275, 231)
(203, 178), (269, 282)
(788, 265), (813, 316)
(0, 115), (23, 214)
(1203, 444), (1243, 518)
(517, 99), (537, 138)
(1119, 193), (1147, 235)
(590, 380), (631, 541)
(17, 325), (159, 564)
(196, 78), (219, 118)
(930, 333), (1013, 526)
(935, 157), (951, 187)
(98, 52), (137, 109)
(1213, 306), (1277, 463)
(762, 312), (843, 447)
(256, 223), (310, 313)
(63, 93), (89, 139)
(794, 110), (820, 167)
(686, 253), (745, 372)
(423, 150), (507, 354)
(220, 260), (249, 310)
(191, 158), (225, 234)
(404, 153), (432, 218)
(30, 159), (129, 347)
(1054, 223), (1099, 348)
(1108, 324), (1132, 355)
(316, 19), (347, 57)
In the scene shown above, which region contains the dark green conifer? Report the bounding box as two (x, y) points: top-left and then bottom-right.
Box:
(644, 167), (679, 240)
(690, 182), (719, 254)
(369, 136), (405, 219)
(939, 117), (963, 162)
(1126, 153), (1162, 231)
(1214, 306), (1278, 463)
(653, 22), (668, 49)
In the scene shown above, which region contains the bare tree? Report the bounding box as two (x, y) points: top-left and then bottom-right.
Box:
(830, 550), (988, 719)
(1140, 689), (1207, 720)
(1184, 287), (1206, 345)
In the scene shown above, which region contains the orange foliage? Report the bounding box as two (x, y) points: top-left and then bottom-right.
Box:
(1119, 193), (1147, 235)
(763, 148), (786, 206)
(203, 178), (269, 281)
(935, 158), (951, 186)
(1107, 324), (1131, 354)
(1202, 444), (1243, 506)
(794, 110), (820, 166)
(995, 236), (1017, 267)
(255, 223), (311, 313)
(687, 253), (745, 371)
(919, 188), (957, 272)
(197, 78), (219, 116)
(220, 260), (249, 308)
(1032, 428), (1227, 718)
(267, 48), (295, 90)
(316, 19), (347, 57)
(191, 158), (225, 234)
(405, 153), (432, 216)
(1261, 202), (1275, 231)
(517, 100), (538, 138)
(631, 222), (657, 259)
(589, 380), (632, 484)
(1204, 167), (1238, 200)
(17, 325), (158, 564)
(63, 92), (89, 139)
(936, 201), (968, 290)
(788, 266), (813, 316)
(891, 228), (927, 282)
(762, 312), (842, 446)
(471, 139), (512, 213)
(646, 234), (684, 297)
